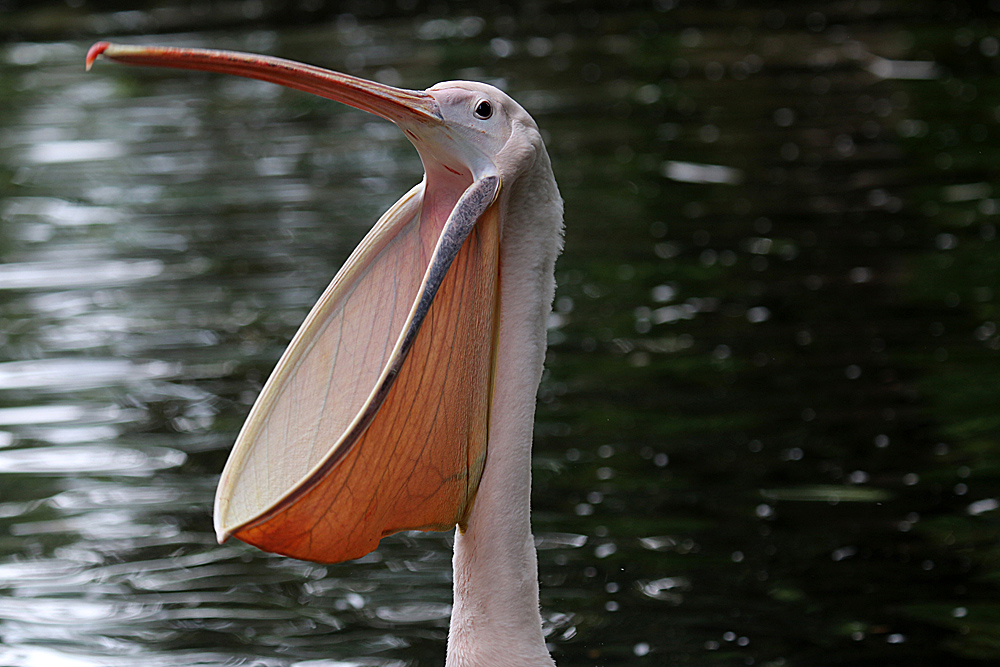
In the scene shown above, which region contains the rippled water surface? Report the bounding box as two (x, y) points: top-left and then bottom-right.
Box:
(2, 2), (1000, 666)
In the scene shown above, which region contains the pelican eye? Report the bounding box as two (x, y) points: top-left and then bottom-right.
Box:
(474, 100), (493, 119)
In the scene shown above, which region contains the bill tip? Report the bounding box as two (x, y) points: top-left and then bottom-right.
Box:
(85, 42), (110, 71)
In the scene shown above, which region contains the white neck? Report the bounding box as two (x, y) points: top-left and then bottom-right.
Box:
(446, 147), (563, 667)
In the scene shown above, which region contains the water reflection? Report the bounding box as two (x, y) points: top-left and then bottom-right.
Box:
(0, 260), (164, 290)
(0, 445), (184, 476)
(0, 3), (999, 667)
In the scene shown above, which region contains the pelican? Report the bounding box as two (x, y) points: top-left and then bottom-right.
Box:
(87, 42), (563, 666)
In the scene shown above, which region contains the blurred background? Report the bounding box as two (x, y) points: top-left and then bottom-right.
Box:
(2, 1), (1000, 665)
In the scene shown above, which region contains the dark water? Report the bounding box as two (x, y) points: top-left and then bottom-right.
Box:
(2, 2), (1000, 666)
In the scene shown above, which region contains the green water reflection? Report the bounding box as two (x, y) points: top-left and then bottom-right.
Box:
(1, 3), (999, 666)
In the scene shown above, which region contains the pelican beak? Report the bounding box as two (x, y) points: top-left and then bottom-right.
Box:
(86, 42), (440, 126)
(88, 42), (501, 563)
